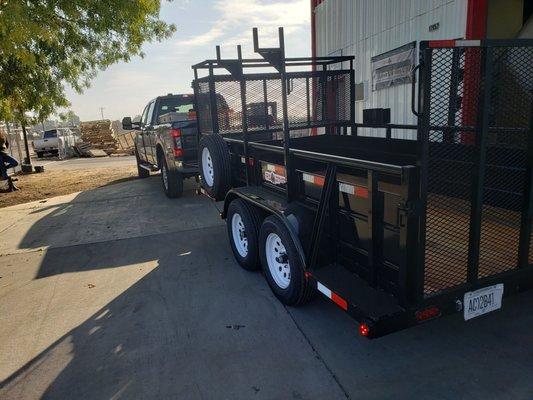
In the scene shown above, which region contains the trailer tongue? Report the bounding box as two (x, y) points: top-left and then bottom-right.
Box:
(192, 29), (533, 338)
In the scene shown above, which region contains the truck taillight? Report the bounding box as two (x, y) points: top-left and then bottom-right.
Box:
(171, 129), (183, 157)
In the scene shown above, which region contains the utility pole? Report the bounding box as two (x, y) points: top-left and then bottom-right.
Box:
(99, 107), (105, 120)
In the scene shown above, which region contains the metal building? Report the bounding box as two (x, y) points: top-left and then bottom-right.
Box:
(311, 0), (533, 138)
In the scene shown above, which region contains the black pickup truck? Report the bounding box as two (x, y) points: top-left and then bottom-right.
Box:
(122, 94), (198, 197)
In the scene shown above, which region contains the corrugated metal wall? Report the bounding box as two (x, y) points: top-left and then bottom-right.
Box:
(315, 0), (468, 138)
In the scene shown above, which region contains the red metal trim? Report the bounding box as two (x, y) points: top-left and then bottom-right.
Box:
(428, 40), (457, 48)
(466, 0), (488, 39)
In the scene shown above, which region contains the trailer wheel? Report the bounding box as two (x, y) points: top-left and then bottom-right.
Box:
(160, 156), (183, 198)
(259, 216), (315, 306)
(198, 134), (231, 199)
(135, 146), (149, 178)
(226, 199), (262, 270)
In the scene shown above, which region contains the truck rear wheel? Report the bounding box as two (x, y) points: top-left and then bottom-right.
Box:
(226, 199), (262, 270)
(198, 134), (231, 199)
(160, 156), (183, 198)
(135, 146), (149, 178)
(259, 216), (315, 306)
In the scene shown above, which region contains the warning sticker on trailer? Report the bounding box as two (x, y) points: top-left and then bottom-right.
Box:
(264, 170), (287, 185)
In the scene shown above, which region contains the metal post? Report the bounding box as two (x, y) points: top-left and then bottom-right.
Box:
(263, 79), (269, 131)
(237, 45), (250, 185)
(367, 170), (382, 288)
(444, 48), (461, 143)
(207, 64), (219, 134)
(416, 43), (432, 301)
(467, 46), (494, 284)
(278, 27), (295, 201)
(350, 60), (355, 133)
(306, 76), (311, 128)
(517, 99), (533, 268)
(21, 123), (31, 166)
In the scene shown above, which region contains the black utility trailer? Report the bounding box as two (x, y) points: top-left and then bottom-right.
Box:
(192, 28), (533, 338)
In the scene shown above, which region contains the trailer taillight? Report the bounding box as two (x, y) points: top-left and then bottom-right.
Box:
(170, 129), (182, 138)
(173, 148), (183, 157)
(415, 306), (440, 322)
(359, 323), (370, 337)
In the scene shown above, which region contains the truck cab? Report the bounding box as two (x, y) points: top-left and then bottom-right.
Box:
(122, 94), (198, 198)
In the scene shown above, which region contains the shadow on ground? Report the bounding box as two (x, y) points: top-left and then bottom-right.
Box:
(1, 175), (532, 399)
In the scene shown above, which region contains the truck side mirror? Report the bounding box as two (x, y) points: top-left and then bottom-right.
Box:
(122, 117), (133, 130)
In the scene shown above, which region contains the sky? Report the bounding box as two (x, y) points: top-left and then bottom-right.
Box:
(65, 0), (311, 122)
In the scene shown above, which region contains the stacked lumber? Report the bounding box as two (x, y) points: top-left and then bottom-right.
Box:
(80, 120), (118, 155)
(115, 131), (136, 155)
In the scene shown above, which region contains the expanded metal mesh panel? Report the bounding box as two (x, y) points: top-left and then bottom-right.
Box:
(195, 81), (212, 134)
(423, 44), (532, 296)
(423, 48), (478, 295)
(214, 79), (243, 134)
(194, 70), (352, 135)
(478, 46), (533, 278)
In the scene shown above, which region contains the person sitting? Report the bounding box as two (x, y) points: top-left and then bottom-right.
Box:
(0, 130), (20, 191)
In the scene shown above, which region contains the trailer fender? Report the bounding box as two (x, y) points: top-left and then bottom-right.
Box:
(223, 191), (310, 270)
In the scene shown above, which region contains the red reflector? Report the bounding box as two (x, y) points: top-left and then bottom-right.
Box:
(355, 187), (368, 198)
(170, 129), (182, 138)
(359, 323), (370, 337)
(188, 110), (197, 120)
(173, 148), (183, 157)
(331, 292), (348, 311)
(415, 306), (440, 322)
(428, 40), (456, 48)
(248, 157), (254, 166)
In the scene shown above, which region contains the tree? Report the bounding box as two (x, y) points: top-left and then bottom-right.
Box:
(0, 0), (176, 124)
(59, 110), (81, 125)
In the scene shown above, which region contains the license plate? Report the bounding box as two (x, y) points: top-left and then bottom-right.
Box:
(464, 284), (503, 321)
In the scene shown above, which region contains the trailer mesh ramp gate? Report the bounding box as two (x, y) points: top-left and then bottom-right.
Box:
(420, 40), (533, 296)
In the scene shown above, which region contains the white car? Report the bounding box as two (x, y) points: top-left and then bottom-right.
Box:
(32, 128), (77, 158)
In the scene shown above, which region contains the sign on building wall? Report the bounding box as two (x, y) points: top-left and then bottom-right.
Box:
(371, 42), (416, 91)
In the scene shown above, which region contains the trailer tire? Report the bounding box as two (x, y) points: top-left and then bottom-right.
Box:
(135, 146), (149, 178)
(199, 134), (231, 199)
(259, 216), (315, 306)
(160, 156), (183, 198)
(227, 199), (262, 270)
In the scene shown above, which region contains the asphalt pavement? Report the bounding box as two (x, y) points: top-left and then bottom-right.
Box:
(0, 176), (532, 399)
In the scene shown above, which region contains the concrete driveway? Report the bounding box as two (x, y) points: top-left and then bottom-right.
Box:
(0, 176), (532, 399)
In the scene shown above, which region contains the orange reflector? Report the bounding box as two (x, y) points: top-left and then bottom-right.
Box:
(359, 323), (370, 337)
(415, 306), (440, 322)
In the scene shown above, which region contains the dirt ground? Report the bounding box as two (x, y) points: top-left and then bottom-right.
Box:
(0, 166), (137, 208)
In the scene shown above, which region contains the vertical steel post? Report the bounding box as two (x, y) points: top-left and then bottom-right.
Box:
(263, 79), (269, 131)
(367, 170), (382, 288)
(306, 76), (311, 128)
(467, 46), (493, 284)
(518, 99), (533, 268)
(416, 43), (432, 301)
(207, 64), (219, 134)
(278, 27), (295, 201)
(350, 59), (355, 133)
(444, 48), (461, 143)
(237, 45), (250, 185)
(192, 68), (202, 146)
